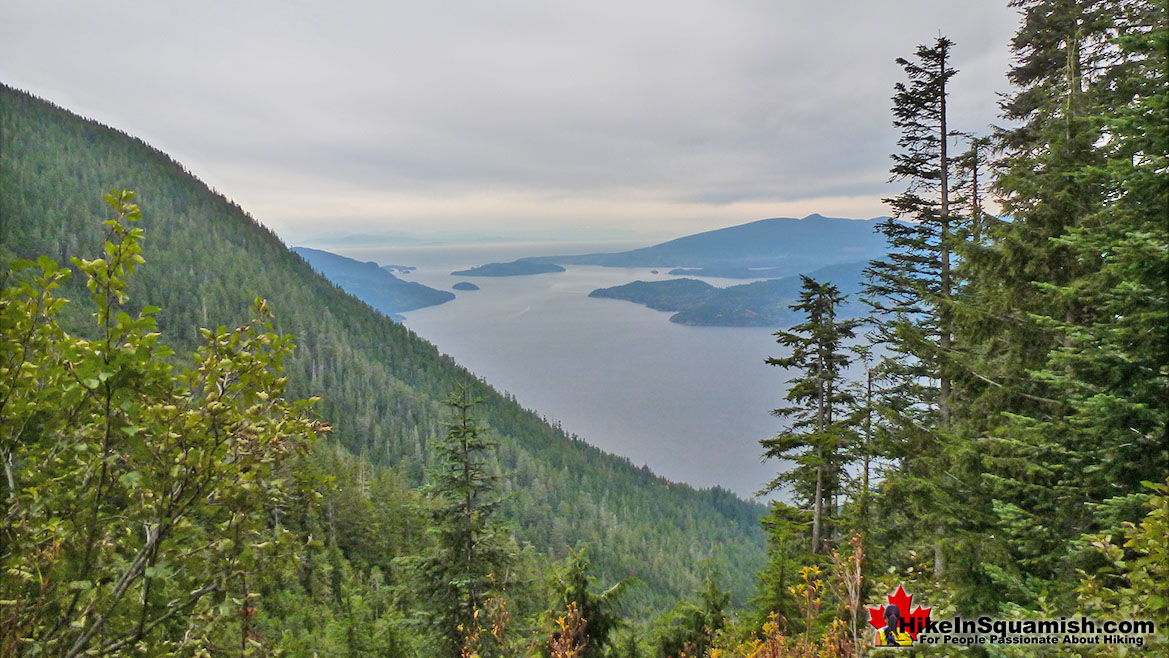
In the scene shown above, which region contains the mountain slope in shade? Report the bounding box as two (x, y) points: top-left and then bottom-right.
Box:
(292, 246), (453, 320)
(0, 84), (766, 612)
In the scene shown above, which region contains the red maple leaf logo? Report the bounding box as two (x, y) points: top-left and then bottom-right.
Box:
(866, 585), (932, 641)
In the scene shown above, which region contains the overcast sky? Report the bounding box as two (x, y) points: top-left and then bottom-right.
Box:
(2, 1), (1021, 243)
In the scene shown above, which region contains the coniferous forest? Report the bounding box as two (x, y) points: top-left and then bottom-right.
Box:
(2, 0), (1167, 656)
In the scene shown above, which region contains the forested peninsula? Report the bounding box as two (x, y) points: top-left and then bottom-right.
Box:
(292, 246), (453, 319)
(589, 261), (867, 327)
(451, 260), (566, 276)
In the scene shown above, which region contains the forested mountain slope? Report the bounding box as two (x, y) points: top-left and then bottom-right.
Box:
(0, 84), (766, 611)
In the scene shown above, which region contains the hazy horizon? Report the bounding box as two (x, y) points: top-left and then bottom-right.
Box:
(290, 211), (890, 249)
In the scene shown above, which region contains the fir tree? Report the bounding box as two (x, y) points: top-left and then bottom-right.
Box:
(761, 276), (859, 553)
(412, 385), (512, 658)
(864, 35), (964, 578)
(949, 0), (1166, 610)
(1042, 0), (1167, 500)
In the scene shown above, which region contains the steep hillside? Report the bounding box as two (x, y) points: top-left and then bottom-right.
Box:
(0, 84), (766, 611)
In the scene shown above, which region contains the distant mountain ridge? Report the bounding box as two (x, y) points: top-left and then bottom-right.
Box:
(543, 214), (888, 275)
(455, 214), (889, 280)
(292, 246), (453, 320)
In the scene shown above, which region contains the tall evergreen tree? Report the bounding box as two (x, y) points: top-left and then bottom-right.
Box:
(867, 36), (960, 418)
(761, 276), (859, 554)
(863, 36), (963, 577)
(1043, 0), (1167, 498)
(954, 0), (1113, 442)
(411, 386), (512, 657)
(950, 0), (1166, 609)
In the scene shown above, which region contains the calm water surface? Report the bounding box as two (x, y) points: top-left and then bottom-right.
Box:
(336, 241), (791, 499)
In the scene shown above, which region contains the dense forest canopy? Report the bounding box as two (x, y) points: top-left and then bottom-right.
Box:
(0, 84), (767, 654)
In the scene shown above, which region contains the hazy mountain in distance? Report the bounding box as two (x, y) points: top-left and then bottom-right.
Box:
(292, 247), (454, 320)
(544, 214), (888, 276)
(458, 214), (890, 279)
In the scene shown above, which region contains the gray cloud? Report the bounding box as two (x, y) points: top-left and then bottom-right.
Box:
(1, 0), (1020, 239)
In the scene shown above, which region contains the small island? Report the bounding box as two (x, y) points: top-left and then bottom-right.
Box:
(451, 259), (566, 277)
(452, 281), (480, 291)
(589, 278), (717, 312)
